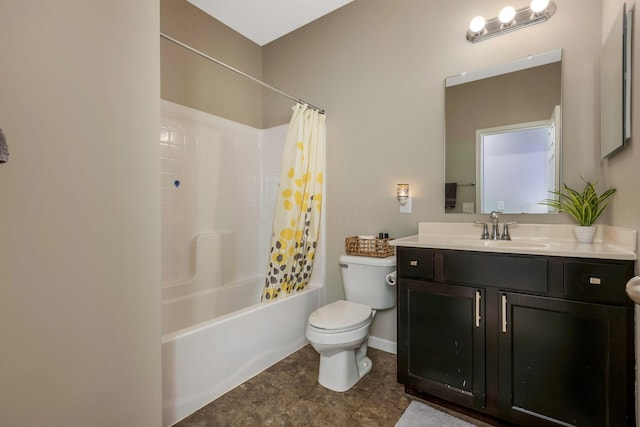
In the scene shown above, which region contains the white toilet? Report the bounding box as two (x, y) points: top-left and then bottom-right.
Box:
(305, 254), (396, 392)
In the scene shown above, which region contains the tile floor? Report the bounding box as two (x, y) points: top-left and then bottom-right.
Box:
(174, 344), (492, 426)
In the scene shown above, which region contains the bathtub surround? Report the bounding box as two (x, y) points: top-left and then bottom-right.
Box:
(162, 266), (264, 334)
(160, 99), (325, 323)
(160, 101), (325, 426)
(161, 232), (238, 303)
(264, 104), (326, 300)
(160, 100), (286, 286)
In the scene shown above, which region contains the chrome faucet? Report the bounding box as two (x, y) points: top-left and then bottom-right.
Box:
(489, 211), (500, 240)
(475, 211), (518, 240)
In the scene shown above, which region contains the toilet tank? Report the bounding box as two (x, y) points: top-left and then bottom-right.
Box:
(339, 254), (396, 309)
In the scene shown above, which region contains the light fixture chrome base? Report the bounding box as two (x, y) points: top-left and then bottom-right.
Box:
(466, 2), (556, 43)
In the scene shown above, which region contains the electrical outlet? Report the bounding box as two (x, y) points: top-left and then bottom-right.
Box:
(497, 201), (505, 211)
(463, 203), (474, 213)
(400, 197), (412, 213)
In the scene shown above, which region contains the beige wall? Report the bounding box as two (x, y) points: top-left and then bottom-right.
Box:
(160, 0), (264, 128)
(3, 1), (635, 423)
(262, 0), (612, 342)
(601, 0), (640, 422)
(0, 1), (161, 426)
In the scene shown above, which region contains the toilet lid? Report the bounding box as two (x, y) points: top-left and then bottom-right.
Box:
(308, 300), (372, 330)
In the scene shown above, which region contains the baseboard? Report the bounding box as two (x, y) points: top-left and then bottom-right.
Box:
(368, 336), (397, 354)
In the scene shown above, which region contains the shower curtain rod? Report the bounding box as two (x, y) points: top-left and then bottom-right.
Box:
(160, 33), (325, 114)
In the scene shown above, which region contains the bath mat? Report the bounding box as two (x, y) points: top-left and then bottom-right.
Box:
(395, 400), (478, 427)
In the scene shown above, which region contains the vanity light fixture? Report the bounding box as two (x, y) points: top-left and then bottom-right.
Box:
(466, 1), (556, 43)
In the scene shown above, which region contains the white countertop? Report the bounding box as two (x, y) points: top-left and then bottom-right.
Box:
(389, 222), (637, 261)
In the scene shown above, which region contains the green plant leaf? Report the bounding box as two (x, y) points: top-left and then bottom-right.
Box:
(538, 178), (616, 226)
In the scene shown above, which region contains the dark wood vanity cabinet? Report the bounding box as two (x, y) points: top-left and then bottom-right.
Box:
(498, 292), (629, 427)
(397, 246), (635, 427)
(399, 278), (486, 409)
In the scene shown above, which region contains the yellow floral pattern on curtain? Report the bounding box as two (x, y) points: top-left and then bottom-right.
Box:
(263, 104), (325, 301)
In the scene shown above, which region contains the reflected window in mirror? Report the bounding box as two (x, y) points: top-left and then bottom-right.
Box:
(445, 50), (562, 214)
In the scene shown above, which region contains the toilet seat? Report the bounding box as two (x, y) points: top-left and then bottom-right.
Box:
(308, 300), (372, 333)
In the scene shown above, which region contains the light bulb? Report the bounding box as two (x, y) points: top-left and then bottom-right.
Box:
(499, 6), (516, 24)
(530, 0), (549, 13)
(469, 16), (486, 33)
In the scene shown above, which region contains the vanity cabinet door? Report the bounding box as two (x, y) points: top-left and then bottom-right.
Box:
(398, 278), (486, 409)
(498, 292), (630, 427)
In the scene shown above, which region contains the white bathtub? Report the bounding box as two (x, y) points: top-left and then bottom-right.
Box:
(161, 283), (324, 426)
(162, 275), (264, 335)
(161, 232), (262, 335)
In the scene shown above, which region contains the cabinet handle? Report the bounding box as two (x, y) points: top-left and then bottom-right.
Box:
(410, 260), (418, 266)
(501, 294), (508, 333)
(475, 291), (481, 327)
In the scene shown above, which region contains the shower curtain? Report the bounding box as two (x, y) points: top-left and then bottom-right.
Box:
(263, 104), (326, 301)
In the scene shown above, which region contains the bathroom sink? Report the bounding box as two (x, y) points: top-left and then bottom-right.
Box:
(390, 222), (637, 260)
(451, 239), (551, 250)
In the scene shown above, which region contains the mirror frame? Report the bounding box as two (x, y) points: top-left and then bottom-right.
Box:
(601, 4), (633, 159)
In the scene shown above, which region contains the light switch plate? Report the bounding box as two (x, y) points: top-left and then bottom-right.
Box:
(463, 203), (474, 213)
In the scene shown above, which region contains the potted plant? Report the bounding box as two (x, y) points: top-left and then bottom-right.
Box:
(540, 179), (616, 243)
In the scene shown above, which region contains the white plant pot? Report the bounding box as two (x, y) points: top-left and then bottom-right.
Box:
(574, 226), (597, 244)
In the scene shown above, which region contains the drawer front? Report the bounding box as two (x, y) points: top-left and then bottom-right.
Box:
(564, 259), (633, 304)
(397, 247), (434, 280)
(443, 251), (548, 293)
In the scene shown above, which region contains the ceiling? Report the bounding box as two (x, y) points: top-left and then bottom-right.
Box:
(186, 0), (353, 46)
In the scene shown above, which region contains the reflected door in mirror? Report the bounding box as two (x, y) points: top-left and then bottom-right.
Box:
(477, 112), (558, 213)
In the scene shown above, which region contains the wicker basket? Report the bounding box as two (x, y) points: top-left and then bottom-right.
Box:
(345, 236), (395, 258)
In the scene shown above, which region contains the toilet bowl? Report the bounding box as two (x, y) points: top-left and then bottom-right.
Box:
(306, 254), (396, 392)
(306, 300), (375, 392)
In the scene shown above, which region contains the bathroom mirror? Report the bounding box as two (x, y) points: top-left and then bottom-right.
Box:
(445, 50), (562, 214)
(601, 4), (633, 159)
